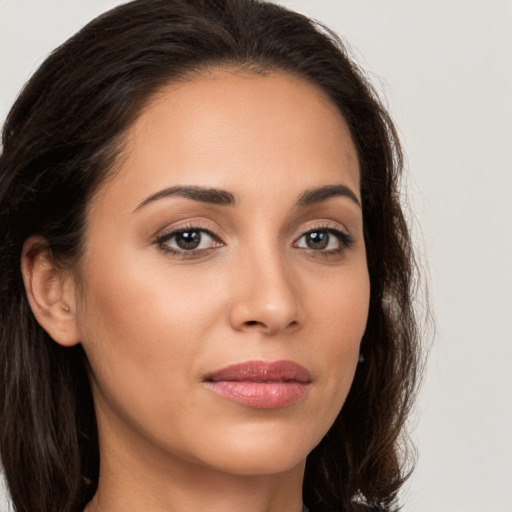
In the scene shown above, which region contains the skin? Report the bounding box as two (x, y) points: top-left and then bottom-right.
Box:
(23, 70), (370, 512)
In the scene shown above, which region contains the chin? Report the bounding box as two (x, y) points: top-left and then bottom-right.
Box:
(205, 447), (309, 477)
(185, 420), (323, 476)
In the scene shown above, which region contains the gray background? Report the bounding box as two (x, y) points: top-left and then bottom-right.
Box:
(1, 1), (511, 511)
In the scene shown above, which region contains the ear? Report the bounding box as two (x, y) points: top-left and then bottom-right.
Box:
(21, 235), (81, 347)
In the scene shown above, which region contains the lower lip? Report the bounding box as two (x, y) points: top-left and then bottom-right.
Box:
(205, 381), (309, 409)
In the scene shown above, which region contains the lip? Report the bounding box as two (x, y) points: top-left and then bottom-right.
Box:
(203, 360), (311, 409)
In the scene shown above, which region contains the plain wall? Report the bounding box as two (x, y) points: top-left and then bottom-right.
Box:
(1, 1), (511, 511)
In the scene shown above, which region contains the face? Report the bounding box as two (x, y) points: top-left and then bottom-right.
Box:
(73, 71), (370, 478)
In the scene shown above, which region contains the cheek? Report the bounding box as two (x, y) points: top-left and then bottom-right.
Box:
(74, 254), (238, 463)
(75, 252), (224, 408)
(303, 262), (370, 408)
(308, 258), (370, 342)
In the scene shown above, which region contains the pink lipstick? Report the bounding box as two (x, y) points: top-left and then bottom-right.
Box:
(204, 360), (311, 409)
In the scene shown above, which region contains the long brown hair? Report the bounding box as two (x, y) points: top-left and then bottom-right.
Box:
(0, 1), (421, 511)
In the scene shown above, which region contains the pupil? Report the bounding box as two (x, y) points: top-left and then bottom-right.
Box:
(307, 231), (328, 250)
(176, 231), (201, 250)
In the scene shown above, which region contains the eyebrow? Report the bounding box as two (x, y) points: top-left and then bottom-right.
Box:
(134, 185), (236, 211)
(297, 184), (361, 208)
(134, 183), (360, 212)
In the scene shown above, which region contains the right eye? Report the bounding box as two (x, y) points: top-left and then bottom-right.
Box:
(156, 227), (223, 256)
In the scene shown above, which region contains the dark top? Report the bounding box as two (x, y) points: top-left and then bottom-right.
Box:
(354, 505), (388, 512)
(304, 503), (388, 512)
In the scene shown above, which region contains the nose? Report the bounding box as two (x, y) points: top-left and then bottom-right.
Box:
(228, 248), (302, 336)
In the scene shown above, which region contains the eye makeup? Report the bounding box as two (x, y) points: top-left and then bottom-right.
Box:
(294, 226), (354, 256)
(154, 223), (224, 258)
(153, 220), (354, 261)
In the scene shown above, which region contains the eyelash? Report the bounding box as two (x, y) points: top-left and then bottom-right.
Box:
(154, 224), (221, 257)
(294, 226), (355, 258)
(154, 223), (354, 259)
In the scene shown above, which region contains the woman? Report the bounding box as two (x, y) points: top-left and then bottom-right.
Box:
(0, 1), (420, 511)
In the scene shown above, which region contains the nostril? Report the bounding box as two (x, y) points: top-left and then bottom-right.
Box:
(242, 319), (299, 332)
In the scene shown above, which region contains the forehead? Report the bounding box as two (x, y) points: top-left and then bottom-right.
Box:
(91, 70), (360, 211)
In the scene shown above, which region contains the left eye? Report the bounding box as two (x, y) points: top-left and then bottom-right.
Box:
(294, 229), (347, 251)
(159, 229), (219, 252)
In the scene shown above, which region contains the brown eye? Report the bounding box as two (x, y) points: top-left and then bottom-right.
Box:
(174, 231), (202, 250)
(294, 228), (354, 253)
(304, 231), (330, 250)
(157, 228), (221, 253)
(296, 229), (341, 251)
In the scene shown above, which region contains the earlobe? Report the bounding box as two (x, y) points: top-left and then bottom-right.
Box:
(21, 236), (81, 347)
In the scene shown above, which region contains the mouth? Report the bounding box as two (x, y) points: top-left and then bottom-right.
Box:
(203, 360), (311, 409)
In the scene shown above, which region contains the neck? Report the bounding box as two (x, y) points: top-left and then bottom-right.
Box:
(86, 462), (305, 512)
(85, 409), (306, 512)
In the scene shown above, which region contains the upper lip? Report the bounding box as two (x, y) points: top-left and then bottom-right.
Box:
(204, 360), (311, 383)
